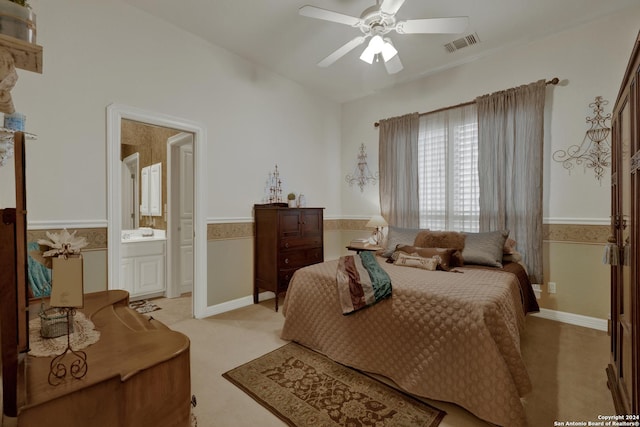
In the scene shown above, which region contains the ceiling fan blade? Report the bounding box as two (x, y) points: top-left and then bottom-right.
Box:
(318, 36), (367, 67)
(396, 17), (469, 34)
(384, 53), (403, 74)
(380, 0), (406, 15)
(299, 5), (362, 27)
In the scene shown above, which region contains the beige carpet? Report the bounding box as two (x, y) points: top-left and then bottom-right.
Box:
(153, 295), (615, 427)
(223, 342), (445, 427)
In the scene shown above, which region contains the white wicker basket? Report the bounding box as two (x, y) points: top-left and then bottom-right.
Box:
(39, 307), (73, 339)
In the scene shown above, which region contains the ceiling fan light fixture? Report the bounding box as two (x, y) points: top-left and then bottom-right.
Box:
(381, 40), (398, 62)
(368, 35), (385, 53)
(359, 45), (375, 64)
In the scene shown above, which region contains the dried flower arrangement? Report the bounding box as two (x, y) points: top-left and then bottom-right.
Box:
(38, 229), (88, 258)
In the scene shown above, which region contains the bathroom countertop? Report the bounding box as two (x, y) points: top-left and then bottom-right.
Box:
(121, 229), (166, 243)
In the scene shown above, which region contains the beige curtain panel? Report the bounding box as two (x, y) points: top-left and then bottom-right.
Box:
(378, 112), (420, 228)
(476, 79), (547, 283)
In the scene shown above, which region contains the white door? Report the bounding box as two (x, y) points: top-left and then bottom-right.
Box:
(121, 162), (134, 229)
(178, 144), (194, 294)
(167, 133), (194, 298)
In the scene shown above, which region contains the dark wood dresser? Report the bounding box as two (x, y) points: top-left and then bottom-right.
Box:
(608, 29), (640, 415)
(253, 204), (324, 311)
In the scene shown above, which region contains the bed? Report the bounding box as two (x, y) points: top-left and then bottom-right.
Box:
(280, 229), (539, 427)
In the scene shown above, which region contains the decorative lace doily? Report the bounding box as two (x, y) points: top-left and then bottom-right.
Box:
(28, 311), (100, 357)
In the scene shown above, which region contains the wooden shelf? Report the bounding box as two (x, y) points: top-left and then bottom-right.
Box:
(0, 33), (42, 74)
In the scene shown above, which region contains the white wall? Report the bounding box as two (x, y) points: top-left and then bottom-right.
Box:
(6, 0), (342, 224)
(340, 5), (640, 223)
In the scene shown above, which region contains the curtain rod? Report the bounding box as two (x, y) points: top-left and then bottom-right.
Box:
(373, 77), (560, 128)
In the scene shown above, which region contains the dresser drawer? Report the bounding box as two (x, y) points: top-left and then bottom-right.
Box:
(279, 247), (323, 268)
(280, 236), (322, 250)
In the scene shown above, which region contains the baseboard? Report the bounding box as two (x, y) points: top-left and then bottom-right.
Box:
(531, 308), (607, 331)
(200, 292), (274, 318)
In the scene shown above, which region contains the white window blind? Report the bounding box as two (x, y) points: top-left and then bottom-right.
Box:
(418, 104), (479, 231)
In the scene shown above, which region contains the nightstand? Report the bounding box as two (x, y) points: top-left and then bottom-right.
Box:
(346, 244), (383, 254)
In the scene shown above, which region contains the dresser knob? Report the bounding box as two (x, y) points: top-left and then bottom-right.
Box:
(284, 242), (289, 248)
(285, 258), (289, 264)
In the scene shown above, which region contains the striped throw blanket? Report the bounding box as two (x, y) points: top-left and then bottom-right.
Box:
(336, 251), (392, 315)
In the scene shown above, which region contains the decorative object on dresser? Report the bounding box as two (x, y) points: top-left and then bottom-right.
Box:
(297, 193), (306, 207)
(552, 95), (612, 182)
(287, 192), (296, 207)
(345, 143), (379, 192)
(265, 164), (284, 203)
(253, 204), (324, 311)
(607, 29), (640, 416)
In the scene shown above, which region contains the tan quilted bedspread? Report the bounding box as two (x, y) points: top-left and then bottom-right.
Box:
(281, 257), (532, 427)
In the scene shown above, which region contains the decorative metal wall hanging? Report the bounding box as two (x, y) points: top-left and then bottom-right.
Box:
(345, 143), (378, 192)
(265, 164), (284, 203)
(553, 96), (611, 182)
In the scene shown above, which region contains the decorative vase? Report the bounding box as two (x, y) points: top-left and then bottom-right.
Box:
(0, 0), (36, 43)
(288, 199), (296, 207)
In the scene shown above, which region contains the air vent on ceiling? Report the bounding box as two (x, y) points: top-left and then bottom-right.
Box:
(444, 32), (480, 53)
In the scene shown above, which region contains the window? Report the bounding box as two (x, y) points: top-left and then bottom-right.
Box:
(417, 104), (479, 231)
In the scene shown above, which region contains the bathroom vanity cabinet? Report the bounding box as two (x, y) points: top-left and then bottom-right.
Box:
(121, 239), (166, 298)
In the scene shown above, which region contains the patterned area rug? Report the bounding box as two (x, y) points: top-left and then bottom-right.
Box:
(223, 342), (446, 427)
(129, 299), (162, 314)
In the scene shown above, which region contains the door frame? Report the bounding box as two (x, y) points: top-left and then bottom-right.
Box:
(106, 103), (207, 318)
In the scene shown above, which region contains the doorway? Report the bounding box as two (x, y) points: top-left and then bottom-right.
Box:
(106, 104), (207, 318)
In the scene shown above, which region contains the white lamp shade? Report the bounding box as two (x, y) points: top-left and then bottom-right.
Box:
(359, 46), (375, 64)
(366, 215), (388, 228)
(381, 41), (398, 62)
(368, 35), (384, 53)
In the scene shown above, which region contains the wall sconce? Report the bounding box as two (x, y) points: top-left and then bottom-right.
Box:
(346, 143), (379, 192)
(552, 96), (611, 182)
(366, 215), (388, 246)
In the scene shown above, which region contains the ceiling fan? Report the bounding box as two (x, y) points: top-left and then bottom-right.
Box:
(299, 0), (469, 74)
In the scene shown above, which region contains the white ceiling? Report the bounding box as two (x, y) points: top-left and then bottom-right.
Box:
(122, 0), (638, 103)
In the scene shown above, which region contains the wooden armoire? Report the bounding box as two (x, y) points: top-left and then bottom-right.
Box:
(608, 29), (640, 414)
